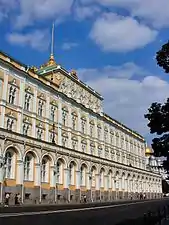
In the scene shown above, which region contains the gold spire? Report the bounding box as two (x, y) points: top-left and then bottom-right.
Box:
(40, 22), (57, 69)
(47, 22), (56, 66)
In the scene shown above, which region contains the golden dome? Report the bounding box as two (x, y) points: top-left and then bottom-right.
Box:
(145, 147), (153, 155)
(40, 54), (57, 69)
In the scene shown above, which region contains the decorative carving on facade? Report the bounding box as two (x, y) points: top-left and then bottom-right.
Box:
(59, 77), (102, 114)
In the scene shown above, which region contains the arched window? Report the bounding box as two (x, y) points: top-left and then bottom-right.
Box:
(8, 86), (16, 104)
(50, 105), (56, 121)
(41, 158), (47, 183)
(24, 155), (31, 180)
(69, 162), (75, 185)
(23, 123), (29, 136)
(80, 165), (86, 186)
(56, 161), (61, 184)
(6, 118), (14, 131)
(100, 169), (104, 187)
(24, 154), (33, 181)
(62, 108), (68, 126)
(24, 93), (31, 111)
(115, 172), (119, 189)
(91, 167), (96, 187)
(108, 171), (112, 189)
(38, 100), (44, 117)
(81, 117), (86, 134)
(80, 166), (83, 186)
(72, 112), (77, 130)
(5, 152), (12, 178)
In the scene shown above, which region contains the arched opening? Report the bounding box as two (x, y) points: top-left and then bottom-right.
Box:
(115, 171), (119, 189)
(107, 170), (112, 189)
(127, 174), (131, 192)
(100, 168), (105, 188)
(4, 147), (18, 180)
(80, 164), (87, 186)
(122, 172), (125, 190)
(91, 166), (96, 187)
(41, 155), (51, 183)
(68, 161), (76, 186)
(24, 151), (36, 181)
(56, 158), (65, 184)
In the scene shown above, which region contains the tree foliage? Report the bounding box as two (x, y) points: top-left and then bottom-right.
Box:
(156, 41), (169, 73)
(145, 41), (169, 172)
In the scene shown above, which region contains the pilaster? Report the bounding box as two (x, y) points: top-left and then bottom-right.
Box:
(57, 100), (62, 146)
(34, 163), (40, 186)
(16, 160), (24, 185)
(33, 89), (37, 113)
(95, 174), (100, 190)
(64, 168), (68, 189)
(76, 170), (80, 189)
(2, 71), (8, 101)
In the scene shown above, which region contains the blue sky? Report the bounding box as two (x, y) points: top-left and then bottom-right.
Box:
(1, 0), (169, 144)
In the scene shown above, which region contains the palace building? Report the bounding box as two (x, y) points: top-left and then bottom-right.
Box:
(0, 49), (162, 205)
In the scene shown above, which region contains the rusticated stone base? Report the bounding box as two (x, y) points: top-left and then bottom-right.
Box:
(0, 185), (163, 205)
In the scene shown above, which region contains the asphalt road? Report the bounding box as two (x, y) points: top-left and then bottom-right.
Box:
(0, 199), (169, 225)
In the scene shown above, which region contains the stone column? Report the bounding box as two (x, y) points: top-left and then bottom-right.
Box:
(16, 160), (24, 202)
(0, 106), (5, 128)
(32, 117), (36, 138)
(64, 168), (69, 189)
(77, 110), (81, 151)
(95, 174), (100, 201)
(45, 96), (50, 120)
(17, 113), (22, 133)
(33, 89), (37, 113)
(104, 175), (108, 201)
(124, 179), (128, 199)
(63, 168), (69, 201)
(76, 170), (80, 202)
(2, 71), (8, 101)
(0, 162), (5, 204)
(34, 163), (41, 203)
(57, 100), (62, 146)
(67, 108), (72, 149)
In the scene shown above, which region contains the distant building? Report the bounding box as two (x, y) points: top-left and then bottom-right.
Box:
(145, 147), (168, 180)
(0, 50), (162, 205)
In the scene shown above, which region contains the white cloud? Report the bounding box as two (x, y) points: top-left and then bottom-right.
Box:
(0, 0), (17, 22)
(78, 64), (169, 137)
(13, 0), (74, 28)
(6, 30), (50, 51)
(90, 13), (157, 52)
(81, 0), (169, 28)
(62, 42), (79, 50)
(78, 62), (150, 81)
(74, 5), (101, 20)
